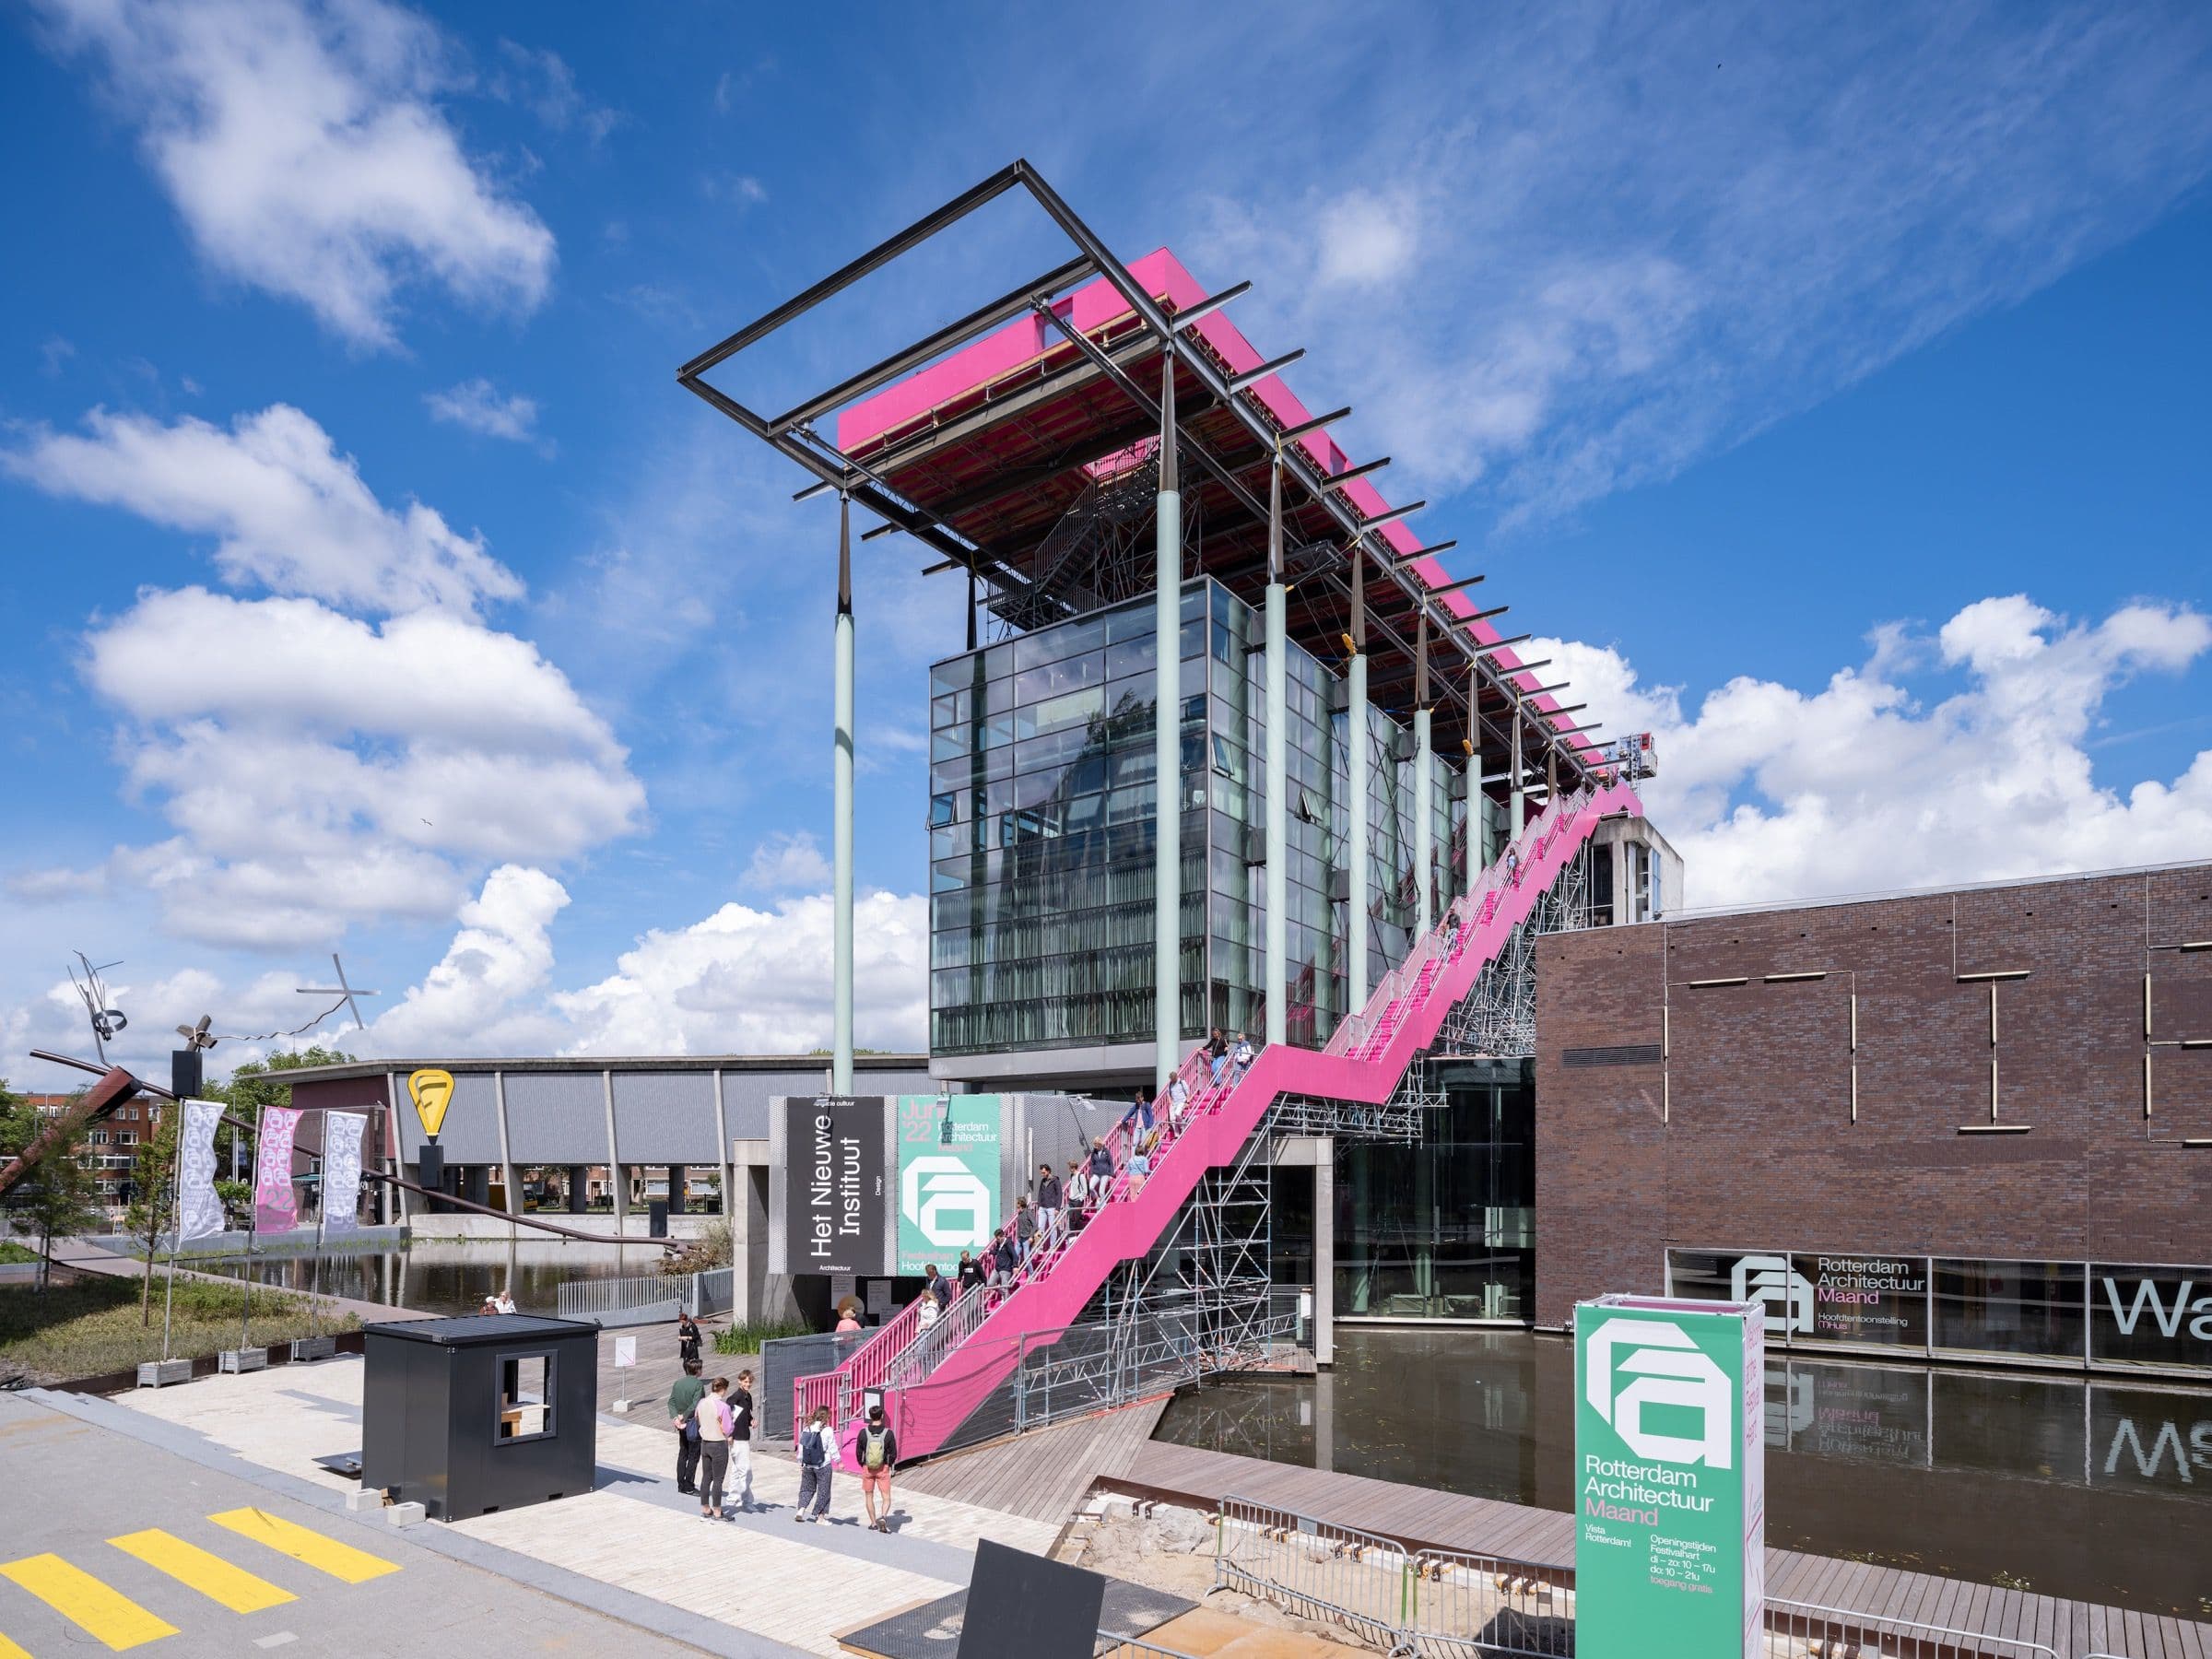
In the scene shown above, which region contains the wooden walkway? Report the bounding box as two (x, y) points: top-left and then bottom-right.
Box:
(1116, 1441), (2212, 1659)
(898, 1395), (1173, 1526)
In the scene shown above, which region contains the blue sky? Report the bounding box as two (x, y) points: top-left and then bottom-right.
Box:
(2, 1), (2207, 1072)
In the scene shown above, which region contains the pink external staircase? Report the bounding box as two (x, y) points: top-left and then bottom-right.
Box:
(803, 780), (1643, 1461)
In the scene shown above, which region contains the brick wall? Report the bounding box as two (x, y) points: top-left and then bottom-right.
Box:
(1534, 864), (2212, 1326)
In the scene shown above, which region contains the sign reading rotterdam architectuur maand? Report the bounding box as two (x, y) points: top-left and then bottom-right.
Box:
(893, 1093), (999, 1276)
(1575, 1295), (1764, 1659)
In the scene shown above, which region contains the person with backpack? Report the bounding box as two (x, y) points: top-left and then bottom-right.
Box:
(668, 1357), (706, 1496)
(693, 1376), (734, 1522)
(795, 1406), (839, 1523)
(855, 1402), (900, 1532)
(728, 1368), (757, 1513)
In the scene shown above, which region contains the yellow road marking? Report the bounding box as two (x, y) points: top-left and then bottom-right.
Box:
(110, 1530), (295, 1614)
(0, 1553), (178, 1651)
(0, 1632), (31, 1659)
(206, 1509), (398, 1585)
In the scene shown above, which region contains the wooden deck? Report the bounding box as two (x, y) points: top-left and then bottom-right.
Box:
(1115, 1441), (2212, 1659)
(897, 1395), (1173, 1526)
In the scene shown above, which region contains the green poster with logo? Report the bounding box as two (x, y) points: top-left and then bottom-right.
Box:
(1574, 1296), (1765, 1658)
(893, 1094), (1001, 1275)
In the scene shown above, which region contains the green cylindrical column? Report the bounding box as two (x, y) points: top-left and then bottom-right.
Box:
(1154, 360), (1182, 1089)
(1347, 649), (1370, 1013)
(832, 495), (855, 1094)
(1264, 453), (1288, 1048)
(1414, 707), (1433, 938)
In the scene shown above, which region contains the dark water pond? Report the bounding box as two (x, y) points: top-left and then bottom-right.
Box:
(1154, 1326), (2212, 1620)
(185, 1242), (649, 1319)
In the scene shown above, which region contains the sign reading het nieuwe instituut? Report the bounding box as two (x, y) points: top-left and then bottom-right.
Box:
(779, 1097), (887, 1276)
(893, 1094), (1000, 1276)
(1574, 1296), (1765, 1659)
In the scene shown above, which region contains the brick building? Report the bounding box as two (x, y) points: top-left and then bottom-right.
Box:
(1536, 860), (2212, 1374)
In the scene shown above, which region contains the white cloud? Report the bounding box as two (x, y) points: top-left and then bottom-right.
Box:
(31, 0), (556, 348)
(1185, 7), (2212, 525)
(743, 831), (831, 893)
(1535, 594), (2212, 909)
(369, 865), (570, 1053)
(32, 588), (645, 947)
(5, 404), (521, 616)
(700, 171), (768, 207)
(488, 39), (618, 143)
(551, 889), (928, 1055)
(424, 378), (543, 445)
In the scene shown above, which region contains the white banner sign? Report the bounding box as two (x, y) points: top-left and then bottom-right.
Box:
(321, 1112), (366, 1236)
(175, 1099), (226, 1244)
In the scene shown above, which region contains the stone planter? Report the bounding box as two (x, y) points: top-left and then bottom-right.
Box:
(218, 1347), (268, 1373)
(136, 1358), (194, 1388)
(289, 1335), (338, 1363)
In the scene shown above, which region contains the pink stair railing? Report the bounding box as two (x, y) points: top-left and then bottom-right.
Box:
(811, 780), (1640, 1460)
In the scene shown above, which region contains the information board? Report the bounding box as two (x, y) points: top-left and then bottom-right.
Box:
(1575, 1296), (1764, 1659)
(894, 1093), (1001, 1276)
(779, 1096), (888, 1277)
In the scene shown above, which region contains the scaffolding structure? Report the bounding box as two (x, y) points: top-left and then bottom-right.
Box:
(1437, 848), (1591, 1059)
(981, 452), (1206, 640)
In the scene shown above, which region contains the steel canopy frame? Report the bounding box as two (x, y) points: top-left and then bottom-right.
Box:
(677, 157), (1596, 791)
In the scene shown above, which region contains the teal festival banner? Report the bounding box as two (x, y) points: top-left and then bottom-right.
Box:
(1574, 1295), (1765, 1659)
(894, 1094), (1001, 1275)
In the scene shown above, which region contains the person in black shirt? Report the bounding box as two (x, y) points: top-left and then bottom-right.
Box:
(676, 1310), (702, 1367)
(728, 1368), (756, 1512)
(957, 1250), (983, 1292)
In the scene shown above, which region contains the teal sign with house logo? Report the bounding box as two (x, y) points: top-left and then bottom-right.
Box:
(1574, 1296), (1765, 1658)
(893, 1094), (1000, 1276)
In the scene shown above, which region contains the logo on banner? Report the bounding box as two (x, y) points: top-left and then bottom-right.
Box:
(1731, 1253), (1815, 1336)
(407, 1069), (454, 1138)
(321, 1112), (367, 1236)
(900, 1154), (992, 1249)
(1584, 1315), (1734, 1468)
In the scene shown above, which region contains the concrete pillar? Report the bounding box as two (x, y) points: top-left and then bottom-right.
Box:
(385, 1069), (412, 1224)
(565, 1165), (587, 1215)
(1347, 582), (1370, 1015)
(601, 1069), (626, 1227)
(1510, 690), (1525, 836)
(832, 495), (855, 1095)
(1314, 1134), (1335, 1369)
(1263, 452), (1288, 1050)
(668, 1166), (687, 1216)
(492, 1069), (519, 1219)
(1153, 357), (1182, 1088)
(712, 1069), (733, 1221)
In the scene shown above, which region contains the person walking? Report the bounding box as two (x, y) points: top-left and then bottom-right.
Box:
(855, 1402), (899, 1532)
(1206, 1027), (1230, 1086)
(694, 1376), (733, 1521)
(728, 1368), (756, 1513)
(1168, 1070), (1190, 1125)
(957, 1250), (982, 1293)
(668, 1357), (706, 1496)
(795, 1406), (839, 1523)
(1035, 1162), (1063, 1250)
(1127, 1135), (1151, 1196)
(1088, 1136), (1114, 1191)
(676, 1310), (702, 1367)
(1065, 1159), (1088, 1234)
(1230, 1030), (1254, 1086)
(1014, 1195), (1036, 1265)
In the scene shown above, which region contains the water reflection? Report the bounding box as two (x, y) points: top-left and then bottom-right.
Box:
(1152, 1328), (2212, 1619)
(185, 1241), (647, 1319)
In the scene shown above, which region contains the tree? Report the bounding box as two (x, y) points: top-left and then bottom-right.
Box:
(203, 1046), (353, 1188)
(123, 1111), (180, 1325)
(0, 1081), (102, 1291)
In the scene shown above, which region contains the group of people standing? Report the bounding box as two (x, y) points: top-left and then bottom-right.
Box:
(669, 1356), (757, 1521)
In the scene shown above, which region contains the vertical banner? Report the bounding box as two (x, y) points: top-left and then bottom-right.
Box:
(1574, 1295), (1764, 1659)
(894, 1094), (1000, 1275)
(778, 1097), (887, 1276)
(175, 1098), (227, 1244)
(253, 1106), (304, 1235)
(320, 1112), (367, 1236)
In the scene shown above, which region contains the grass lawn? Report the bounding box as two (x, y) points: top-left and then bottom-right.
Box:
(0, 1241), (38, 1265)
(0, 1270), (360, 1386)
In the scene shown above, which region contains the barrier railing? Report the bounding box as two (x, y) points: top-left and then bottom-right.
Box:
(1405, 1547), (1573, 1657)
(554, 1266), (732, 1324)
(1211, 1496), (2088, 1659)
(1215, 1494), (1411, 1651)
(1766, 1599), (2062, 1659)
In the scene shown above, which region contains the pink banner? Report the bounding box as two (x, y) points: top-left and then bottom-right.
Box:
(253, 1107), (303, 1235)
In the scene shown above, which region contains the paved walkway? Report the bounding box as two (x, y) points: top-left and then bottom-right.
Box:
(110, 1355), (1063, 1656)
(0, 1390), (700, 1657)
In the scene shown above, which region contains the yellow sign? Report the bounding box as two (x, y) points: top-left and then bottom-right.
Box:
(407, 1069), (454, 1139)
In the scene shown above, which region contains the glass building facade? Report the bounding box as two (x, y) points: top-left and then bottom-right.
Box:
(928, 581), (1469, 1058)
(1335, 1058), (1536, 1322)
